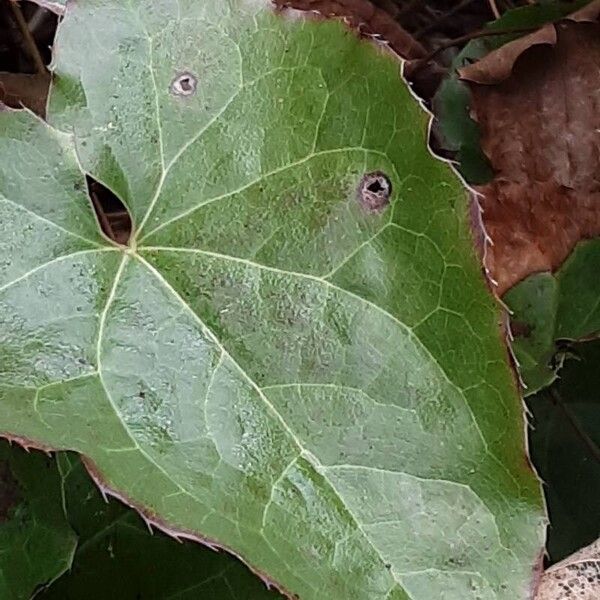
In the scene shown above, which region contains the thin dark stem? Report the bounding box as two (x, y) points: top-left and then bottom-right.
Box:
(7, 0), (46, 74)
(413, 0), (479, 39)
(90, 193), (117, 242)
(397, 0), (423, 19)
(488, 0), (501, 19)
(550, 388), (600, 466)
(409, 26), (537, 70)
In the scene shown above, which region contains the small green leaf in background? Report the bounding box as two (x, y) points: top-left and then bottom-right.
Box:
(528, 339), (600, 563)
(506, 239), (600, 394)
(40, 453), (282, 600)
(0, 441), (281, 599)
(0, 441), (76, 599)
(0, 1), (545, 598)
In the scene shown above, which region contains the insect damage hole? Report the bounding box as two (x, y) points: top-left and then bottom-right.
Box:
(358, 171), (392, 212)
(86, 177), (132, 245)
(170, 71), (197, 96)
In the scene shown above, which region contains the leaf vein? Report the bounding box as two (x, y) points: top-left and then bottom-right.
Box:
(140, 146), (389, 241)
(0, 194), (102, 248)
(138, 245), (525, 502)
(134, 252), (402, 590)
(0, 248), (116, 294)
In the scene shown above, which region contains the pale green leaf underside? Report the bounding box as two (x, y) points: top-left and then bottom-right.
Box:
(0, 1), (544, 598)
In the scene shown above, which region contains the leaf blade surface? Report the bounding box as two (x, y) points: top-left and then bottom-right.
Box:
(0, 2), (545, 598)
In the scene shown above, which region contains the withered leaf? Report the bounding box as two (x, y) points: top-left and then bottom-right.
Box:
(460, 8), (600, 294)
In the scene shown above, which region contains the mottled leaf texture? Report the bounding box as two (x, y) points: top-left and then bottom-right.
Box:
(0, 1), (544, 599)
(0, 442), (76, 599)
(41, 453), (282, 599)
(505, 239), (600, 394)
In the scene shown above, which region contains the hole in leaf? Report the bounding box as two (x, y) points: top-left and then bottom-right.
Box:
(86, 177), (132, 245)
(0, 0), (57, 74)
(170, 71), (197, 96)
(366, 180), (384, 193)
(357, 171), (392, 213)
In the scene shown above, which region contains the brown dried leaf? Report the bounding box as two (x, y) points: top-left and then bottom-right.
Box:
(274, 0), (427, 59)
(461, 20), (600, 295)
(459, 24), (556, 85)
(0, 71), (50, 116)
(460, 0), (600, 84)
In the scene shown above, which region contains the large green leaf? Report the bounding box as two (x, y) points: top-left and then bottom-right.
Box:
(506, 239), (600, 394)
(41, 453), (282, 599)
(0, 1), (544, 598)
(0, 442), (76, 599)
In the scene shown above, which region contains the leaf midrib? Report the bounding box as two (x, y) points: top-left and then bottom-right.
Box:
(100, 242), (516, 586)
(1, 224), (516, 586)
(136, 145), (396, 243)
(74, 247), (403, 595)
(140, 245), (526, 502)
(0, 194), (102, 248)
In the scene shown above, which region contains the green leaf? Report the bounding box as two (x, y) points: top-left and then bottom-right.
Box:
(0, 442), (76, 599)
(40, 453), (282, 599)
(527, 339), (600, 562)
(0, 2), (544, 598)
(505, 239), (600, 394)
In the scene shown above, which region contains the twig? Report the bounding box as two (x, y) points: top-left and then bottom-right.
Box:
(488, 0), (501, 19)
(408, 25), (537, 70)
(90, 191), (117, 242)
(275, 0), (427, 59)
(397, 0), (424, 19)
(550, 388), (600, 466)
(413, 0), (479, 39)
(7, 0), (46, 74)
(27, 6), (48, 35)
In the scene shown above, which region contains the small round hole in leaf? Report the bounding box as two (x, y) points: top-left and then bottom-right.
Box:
(170, 72), (197, 96)
(358, 171), (392, 212)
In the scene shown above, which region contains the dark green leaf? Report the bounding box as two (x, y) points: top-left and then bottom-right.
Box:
(506, 239), (600, 394)
(0, 442), (76, 599)
(40, 453), (281, 600)
(528, 339), (600, 562)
